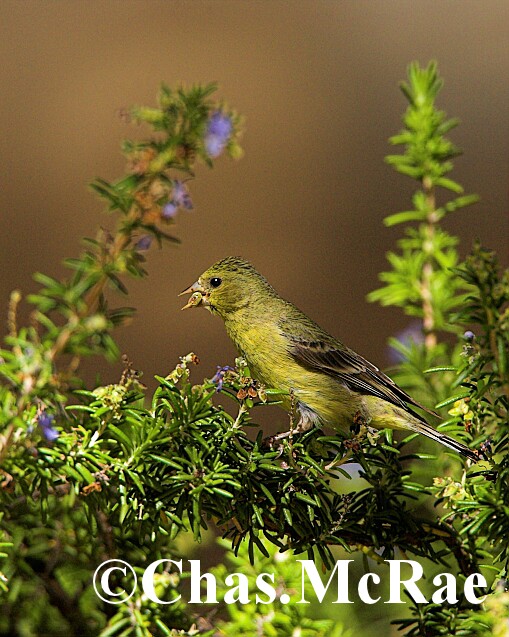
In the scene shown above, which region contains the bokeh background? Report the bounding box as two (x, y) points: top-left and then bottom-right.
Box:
(1, 1), (508, 392)
(1, 2), (508, 635)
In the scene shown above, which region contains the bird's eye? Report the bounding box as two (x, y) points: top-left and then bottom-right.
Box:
(210, 277), (222, 288)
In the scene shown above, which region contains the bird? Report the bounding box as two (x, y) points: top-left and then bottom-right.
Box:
(180, 256), (478, 462)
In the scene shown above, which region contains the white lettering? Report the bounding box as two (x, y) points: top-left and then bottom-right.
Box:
(431, 573), (458, 604)
(255, 572), (277, 604)
(188, 560), (218, 603)
(298, 559), (353, 603)
(464, 573), (487, 604)
(101, 565), (126, 598)
(358, 572), (381, 604)
(224, 573), (250, 604)
(142, 559), (182, 605)
(386, 560), (427, 604)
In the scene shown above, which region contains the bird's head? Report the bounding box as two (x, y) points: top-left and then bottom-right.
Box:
(179, 256), (274, 318)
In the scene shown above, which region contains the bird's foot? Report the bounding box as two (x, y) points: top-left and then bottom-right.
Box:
(262, 409), (316, 451)
(325, 419), (380, 470)
(266, 404), (316, 446)
(261, 434), (287, 453)
(350, 409), (368, 435)
(346, 421), (380, 449)
(263, 420), (310, 448)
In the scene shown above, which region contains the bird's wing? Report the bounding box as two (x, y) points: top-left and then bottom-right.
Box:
(286, 331), (437, 422)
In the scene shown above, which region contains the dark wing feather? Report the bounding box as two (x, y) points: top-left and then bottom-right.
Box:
(288, 335), (437, 423)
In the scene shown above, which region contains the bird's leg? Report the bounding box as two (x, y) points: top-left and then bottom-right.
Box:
(350, 409), (364, 435)
(326, 411), (371, 471)
(288, 388), (298, 441)
(269, 419), (312, 443)
(264, 397), (316, 446)
(347, 411), (380, 449)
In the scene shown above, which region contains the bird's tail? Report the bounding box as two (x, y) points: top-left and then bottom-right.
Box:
(410, 420), (478, 462)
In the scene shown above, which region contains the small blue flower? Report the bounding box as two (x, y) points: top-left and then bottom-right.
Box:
(135, 235), (152, 250)
(464, 330), (475, 341)
(38, 412), (59, 441)
(162, 201), (178, 219)
(162, 181), (193, 219)
(171, 181), (193, 210)
(207, 111), (233, 138)
(388, 321), (424, 364)
(211, 365), (234, 392)
(205, 111), (233, 158)
(205, 135), (225, 158)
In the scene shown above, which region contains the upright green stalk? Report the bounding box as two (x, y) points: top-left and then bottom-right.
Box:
(368, 61), (478, 400)
(421, 175), (438, 349)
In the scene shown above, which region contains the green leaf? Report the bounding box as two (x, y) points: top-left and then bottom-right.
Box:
(108, 424), (132, 449)
(435, 176), (463, 193)
(435, 392), (471, 409)
(384, 210), (425, 227)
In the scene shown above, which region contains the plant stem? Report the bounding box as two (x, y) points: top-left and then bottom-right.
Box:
(48, 208), (136, 366)
(421, 177), (437, 350)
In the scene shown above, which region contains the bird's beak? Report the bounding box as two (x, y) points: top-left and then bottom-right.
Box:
(179, 281), (208, 310)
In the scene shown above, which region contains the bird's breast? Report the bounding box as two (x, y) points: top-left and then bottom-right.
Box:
(224, 315), (289, 388)
(223, 313), (361, 430)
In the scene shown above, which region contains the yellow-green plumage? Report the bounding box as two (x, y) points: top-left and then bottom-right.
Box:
(181, 256), (477, 461)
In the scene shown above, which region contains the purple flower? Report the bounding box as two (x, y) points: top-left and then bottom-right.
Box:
(171, 181), (193, 210)
(205, 135), (225, 158)
(464, 331), (475, 341)
(162, 202), (178, 219)
(135, 235), (152, 251)
(207, 112), (233, 138)
(38, 412), (58, 442)
(205, 111), (233, 158)
(388, 321), (424, 364)
(211, 365), (234, 392)
(162, 181), (193, 219)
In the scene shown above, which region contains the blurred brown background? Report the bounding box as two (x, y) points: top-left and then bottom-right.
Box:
(1, 0), (508, 391)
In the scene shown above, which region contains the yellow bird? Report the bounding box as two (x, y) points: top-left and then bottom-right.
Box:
(180, 256), (477, 461)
